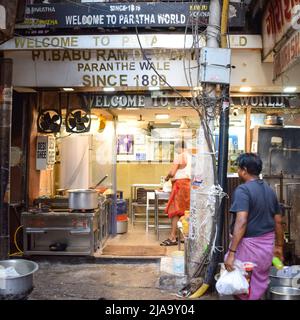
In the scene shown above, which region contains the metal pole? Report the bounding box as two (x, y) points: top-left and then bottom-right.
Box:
(205, 0), (221, 131)
(203, 0), (230, 290)
(0, 58), (13, 259)
(189, 0), (230, 299)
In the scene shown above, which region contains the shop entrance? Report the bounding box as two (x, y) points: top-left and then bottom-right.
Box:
(92, 107), (200, 257)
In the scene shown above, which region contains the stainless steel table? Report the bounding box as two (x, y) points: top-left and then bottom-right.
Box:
(154, 190), (171, 240)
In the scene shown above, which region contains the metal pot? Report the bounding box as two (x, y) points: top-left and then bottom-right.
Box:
(269, 286), (300, 300)
(269, 266), (300, 287)
(0, 259), (39, 300)
(68, 189), (99, 210)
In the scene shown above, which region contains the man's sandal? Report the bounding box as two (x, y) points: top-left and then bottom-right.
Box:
(160, 239), (178, 246)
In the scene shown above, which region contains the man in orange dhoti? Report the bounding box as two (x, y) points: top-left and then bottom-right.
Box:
(160, 141), (191, 246)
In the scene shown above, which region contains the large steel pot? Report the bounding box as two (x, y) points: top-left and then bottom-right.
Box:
(0, 259), (39, 300)
(269, 266), (300, 287)
(68, 189), (99, 210)
(269, 286), (300, 300)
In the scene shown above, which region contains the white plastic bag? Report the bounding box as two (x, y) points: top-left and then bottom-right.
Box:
(216, 260), (249, 295)
(163, 180), (172, 193)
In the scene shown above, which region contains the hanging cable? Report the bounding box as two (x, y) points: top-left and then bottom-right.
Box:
(9, 225), (24, 257)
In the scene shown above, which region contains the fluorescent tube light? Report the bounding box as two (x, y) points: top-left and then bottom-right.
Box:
(283, 86), (297, 93)
(239, 86), (252, 92)
(103, 87), (115, 92)
(155, 114), (169, 120)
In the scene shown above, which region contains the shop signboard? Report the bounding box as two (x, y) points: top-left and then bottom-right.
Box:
(82, 94), (297, 109)
(274, 30), (300, 80)
(15, 2), (245, 34)
(5, 49), (198, 88)
(0, 34), (263, 51)
(262, 0), (300, 59)
(0, 34), (206, 50)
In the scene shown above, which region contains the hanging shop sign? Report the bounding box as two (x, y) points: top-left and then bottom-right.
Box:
(5, 49), (198, 88)
(262, 0), (300, 59)
(274, 30), (300, 80)
(15, 2), (245, 34)
(0, 34), (206, 50)
(82, 94), (296, 109)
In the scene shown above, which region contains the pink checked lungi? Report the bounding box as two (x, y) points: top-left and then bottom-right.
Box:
(225, 231), (275, 300)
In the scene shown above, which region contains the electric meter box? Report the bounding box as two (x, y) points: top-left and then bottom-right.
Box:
(199, 47), (231, 84)
(36, 135), (56, 170)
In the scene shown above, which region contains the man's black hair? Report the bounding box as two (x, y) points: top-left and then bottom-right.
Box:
(236, 153), (262, 176)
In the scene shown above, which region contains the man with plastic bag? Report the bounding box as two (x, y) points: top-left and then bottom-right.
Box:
(222, 153), (284, 300)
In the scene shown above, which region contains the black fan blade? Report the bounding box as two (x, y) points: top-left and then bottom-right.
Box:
(76, 123), (86, 132)
(51, 114), (60, 123)
(68, 117), (77, 129)
(40, 120), (50, 131)
(81, 115), (90, 123)
(43, 112), (52, 124)
(49, 123), (60, 132)
(73, 110), (82, 120)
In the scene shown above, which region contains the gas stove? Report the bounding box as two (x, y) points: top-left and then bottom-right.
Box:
(21, 209), (101, 256)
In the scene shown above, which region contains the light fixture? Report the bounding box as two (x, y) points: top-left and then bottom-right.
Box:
(283, 86), (297, 93)
(239, 86), (252, 92)
(155, 114), (169, 120)
(62, 88), (74, 92)
(171, 121), (180, 126)
(148, 86), (160, 91)
(103, 87), (115, 92)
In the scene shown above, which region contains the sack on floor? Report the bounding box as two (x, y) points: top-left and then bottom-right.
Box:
(216, 260), (249, 296)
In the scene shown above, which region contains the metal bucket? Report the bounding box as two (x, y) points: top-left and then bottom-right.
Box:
(0, 259), (39, 300)
(269, 286), (300, 300)
(116, 220), (128, 234)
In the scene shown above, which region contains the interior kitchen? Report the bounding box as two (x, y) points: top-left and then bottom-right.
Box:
(10, 90), (203, 257)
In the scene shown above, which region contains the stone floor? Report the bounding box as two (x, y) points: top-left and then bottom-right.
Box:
(28, 260), (223, 300)
(26, 221), (222, 300)
(28, 261), (178, 300)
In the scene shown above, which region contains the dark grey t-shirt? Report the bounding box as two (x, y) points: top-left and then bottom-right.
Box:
(230, 179), (281, 237)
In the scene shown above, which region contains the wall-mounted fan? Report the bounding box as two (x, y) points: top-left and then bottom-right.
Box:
(65, 93), (92, 133)
(65, 109), (91, 133)
(37, 109), (62, 133)
(37, 92), (62, 134)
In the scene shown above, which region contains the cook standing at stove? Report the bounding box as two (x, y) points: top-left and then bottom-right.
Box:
(224, 153), (284, 300)
(160, 140), (191, 246)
